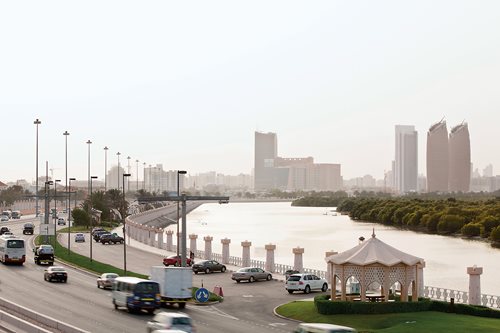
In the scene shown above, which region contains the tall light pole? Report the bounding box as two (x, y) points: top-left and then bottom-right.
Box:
(117, 152), (121, 191)
(176, 170), (187, 259)
(135, 160), (139, 192)
(86, 140), (92, 195)
(143, 162), (146, 191)
(53, 179), (61, 249)
(127, 156), (131, 193)
(122, 173), (131, 275)
(63, 131), (69, 212)
(68, 177), (76, 255)
(89, 175), (98, 263)
(44, 180), (52, 243)
(34, 118), (41, 216)
(104, 146), (109, 192)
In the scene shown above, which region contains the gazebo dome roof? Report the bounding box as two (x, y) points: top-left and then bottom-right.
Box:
(328, 231), (424, 267)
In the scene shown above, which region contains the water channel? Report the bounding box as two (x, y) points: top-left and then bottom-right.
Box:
(164, 201), (500, 295)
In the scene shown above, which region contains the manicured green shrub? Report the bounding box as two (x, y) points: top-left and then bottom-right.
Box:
(461, 223), (481, 237)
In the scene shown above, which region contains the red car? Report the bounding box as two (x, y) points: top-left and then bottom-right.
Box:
(163, 255), (192, 267)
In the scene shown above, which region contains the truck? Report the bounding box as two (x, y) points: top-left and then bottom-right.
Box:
(34, 244), (54, 265)
(150, 266), (192, 309)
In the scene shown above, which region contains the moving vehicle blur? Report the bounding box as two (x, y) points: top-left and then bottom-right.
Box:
(146, 312), (194, 333)
(293, 323), (356, 333)
(231, 267), (273, 283)
(112, 277), (161, 313)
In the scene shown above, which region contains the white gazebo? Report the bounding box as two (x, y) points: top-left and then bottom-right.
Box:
(326, 230), (425, 302)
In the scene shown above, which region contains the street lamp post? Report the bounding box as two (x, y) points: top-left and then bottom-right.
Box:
(135, 160), (139, 192)
(122, 173), (131, 275)
(176, 170), (187, 259)
(44, 180), (53, 243)
(68, 177), (76, 255)
(117, 152), (121, 191)
(63, 131), (69, 213)
(53, 179), (61, 249)
(89, 176), (98, 262)
(104, 146), (109, 192)
(127, 156), (131, 193)
(34, 119), (41, 216)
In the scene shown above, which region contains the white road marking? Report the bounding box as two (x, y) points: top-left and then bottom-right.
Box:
(189, 305), (240, 321)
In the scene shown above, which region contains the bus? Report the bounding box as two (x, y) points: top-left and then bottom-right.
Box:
(0, 237), (26, 265)
(112, 277), (161, 313)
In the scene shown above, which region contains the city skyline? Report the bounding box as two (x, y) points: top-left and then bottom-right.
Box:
(1, 1), (500, 182)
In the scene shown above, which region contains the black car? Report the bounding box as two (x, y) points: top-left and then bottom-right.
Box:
(192, 260), (227, 274)
(93, 231), (111, 242)
(44, 266), (68, 282)
(100, 233), (124, 244)
(0, 227), (10, 235)
(23, 223), (35, 235)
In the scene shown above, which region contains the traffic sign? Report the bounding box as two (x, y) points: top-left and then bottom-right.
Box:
(195, 287), (210, 303)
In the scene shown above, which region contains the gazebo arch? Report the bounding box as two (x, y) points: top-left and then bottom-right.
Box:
(326, 231), (425, 303)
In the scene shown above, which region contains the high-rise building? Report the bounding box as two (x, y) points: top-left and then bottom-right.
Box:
(395, 125), (418, 194)
(426, 120), (449, 192)
(449, 123), (471, 192)
(483, 164), (493, 178)
(254, 132), (277, 190)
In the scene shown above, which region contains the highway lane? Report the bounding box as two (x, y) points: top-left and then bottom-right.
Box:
(1, 217), (298, 333)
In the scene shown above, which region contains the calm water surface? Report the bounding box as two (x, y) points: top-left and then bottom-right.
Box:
(167, 202), (500, 295)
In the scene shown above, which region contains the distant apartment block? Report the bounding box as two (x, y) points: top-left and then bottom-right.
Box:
(395, 125), (418, 194)
(254, 131), (342, 191)
(426, 119), (449, 192)
(449, 123), (471, 192)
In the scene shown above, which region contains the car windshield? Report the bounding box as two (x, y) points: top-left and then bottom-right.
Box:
(197, 260), (208, 265)
(51, 268), (66, 272)
(7, 240), (24, 248)
(106, 274), (118, 279)
(172, 317), (192, 325)
(237, 268), (251, 272)
(135, 282), (159, 294)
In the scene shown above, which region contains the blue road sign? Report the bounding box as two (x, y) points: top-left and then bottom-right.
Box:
(195, 287), (210, 303)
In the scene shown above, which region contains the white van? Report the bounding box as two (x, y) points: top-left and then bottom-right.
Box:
(293, 323), (357, 333)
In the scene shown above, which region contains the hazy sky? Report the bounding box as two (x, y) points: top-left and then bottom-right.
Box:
(1, 1), (499, 183)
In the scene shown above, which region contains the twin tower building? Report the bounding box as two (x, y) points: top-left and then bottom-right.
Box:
(396, 119), (470, 194)
(427, 120), (471, 193)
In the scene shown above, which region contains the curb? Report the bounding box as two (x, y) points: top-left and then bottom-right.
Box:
(272, 303), (303, 323)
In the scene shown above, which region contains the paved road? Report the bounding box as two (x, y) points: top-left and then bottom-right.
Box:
(0, 216), (324, 333)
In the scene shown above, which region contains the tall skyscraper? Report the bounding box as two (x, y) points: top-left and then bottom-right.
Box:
(254, 131), (277, 190)
(449, 123), (471, 192)
(426, 119), (449, 192)
(395, 125), (418, 194)
(483, 164), (493, 178)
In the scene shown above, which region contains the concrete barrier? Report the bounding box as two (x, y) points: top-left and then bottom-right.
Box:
(0, 297), (89, 333)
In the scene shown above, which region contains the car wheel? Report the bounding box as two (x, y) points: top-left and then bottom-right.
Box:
(249, 276), (255, 283)
(147, 309), (155, 314)
(221, 266), (226, 273)
(63, 278), (67, 283)
(304, 285), (311, 294)
(236, 280), (241, 283)
(205, 268), (210, 274)
(178, 302), (186, 309)
(288, 290), (294, 294)
(322, 283), (328, 292)
(194, 271), (198, 275)
(113, 301), (118, 310)
(97, 283), (101, 289)
(266, 274), (272, 281)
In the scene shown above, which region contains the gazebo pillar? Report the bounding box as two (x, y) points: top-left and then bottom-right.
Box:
(341, 266), (347, 301)
(417, 261), (426, 297)
(360, 266), (366, 302)
(382, 266), (390, 302)
(325, 251), (337, 287)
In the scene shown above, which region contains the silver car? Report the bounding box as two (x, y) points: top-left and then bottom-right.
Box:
(231, 267), (273, 283)
(146, 312), (194, 333)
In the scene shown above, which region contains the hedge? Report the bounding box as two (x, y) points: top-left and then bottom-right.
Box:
(314, 295), (500, 319)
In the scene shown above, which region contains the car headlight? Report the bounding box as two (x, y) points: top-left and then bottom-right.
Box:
(134, 296), (140, 300)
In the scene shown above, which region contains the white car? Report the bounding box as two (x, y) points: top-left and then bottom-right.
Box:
(0, 216), (9, 222)
(57, 217), (66, 225)
(146, 312), (194, 333)
(74, 233), (85, 242)
(293, 323), (357, 333)
(285, 273), (329, 294)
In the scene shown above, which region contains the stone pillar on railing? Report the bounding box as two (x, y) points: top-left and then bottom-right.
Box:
(157, 229), (164, 249)
(325, 250), (338, 287)
(241, 240), (252, 267)
(166, 230), (174, 251)
(293, 247), (304, 272)
(468, 266), (483, 305)
(265, 244), (276, 273)
(141, 227), (147, 244)
(149, 228), (155, 246)
(221, 238), (230, 264)
(204, 236), (213, 260)
(189, 234), (198, 255)
(417, 261), (426, 297)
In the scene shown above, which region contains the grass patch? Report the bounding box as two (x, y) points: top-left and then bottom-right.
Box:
(35, 235), (147, 279)
(276, 301), (500, 333)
